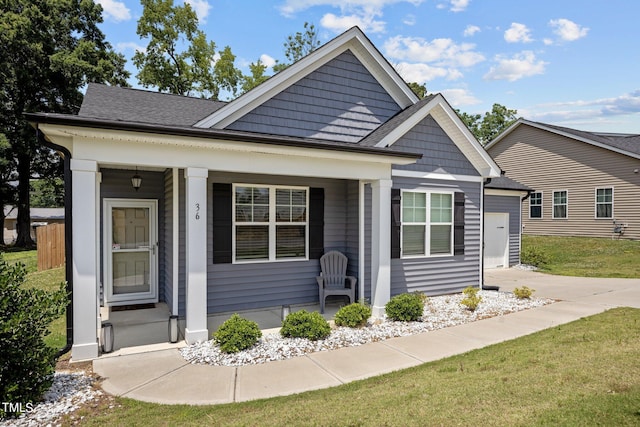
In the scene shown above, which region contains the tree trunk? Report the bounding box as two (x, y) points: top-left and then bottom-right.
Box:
(15, 153), (34, 248)
(0, 208), (5, 246)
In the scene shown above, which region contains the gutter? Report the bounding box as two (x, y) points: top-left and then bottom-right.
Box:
(37, 129), (73, 358)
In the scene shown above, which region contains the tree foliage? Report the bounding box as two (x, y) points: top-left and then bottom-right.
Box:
(408, 82), (428, 99)
(0, 0), (129, 247)
(240, 59), (271, 94)
(457, 103), (519, 145)
(273, 22), (321, 73)
(133, 0), (241, 99)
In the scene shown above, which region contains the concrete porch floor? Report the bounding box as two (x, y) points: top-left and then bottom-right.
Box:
(98, 299), (346, 359)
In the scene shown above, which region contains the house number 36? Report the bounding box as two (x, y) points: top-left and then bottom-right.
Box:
(195, 203), (200, 220)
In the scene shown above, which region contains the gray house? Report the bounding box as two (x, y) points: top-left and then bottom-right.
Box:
(28, 27), (501, 360)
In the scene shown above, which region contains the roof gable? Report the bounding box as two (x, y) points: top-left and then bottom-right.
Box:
(194, 26), (418, 130)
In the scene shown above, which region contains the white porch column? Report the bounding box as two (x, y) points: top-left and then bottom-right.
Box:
(370, 179), (392, 318)
(70, 159), (99, 360)
(184, 167), (209, 343)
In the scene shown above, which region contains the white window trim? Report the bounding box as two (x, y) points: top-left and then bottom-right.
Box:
(400, 189), (454, 259)
(529, 191), (543, 220)
(232, 183), (309, 264)
(552, 190), (569, 219)
(594, 187), (614, 219)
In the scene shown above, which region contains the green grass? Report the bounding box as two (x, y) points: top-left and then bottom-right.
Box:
(2, 249), (67, 349)
(522, 235), (640, 278)
(73, 308), (640, 426)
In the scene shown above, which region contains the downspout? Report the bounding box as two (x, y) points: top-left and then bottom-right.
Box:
(480, 179), (489, 289)
(37, 129), (73, 358)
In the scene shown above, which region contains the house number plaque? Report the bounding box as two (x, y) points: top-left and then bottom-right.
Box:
(195, 203), (200, 220)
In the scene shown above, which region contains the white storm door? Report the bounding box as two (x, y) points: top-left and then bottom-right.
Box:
(484, 213), (509, 269)
(104, 199), (158, 304)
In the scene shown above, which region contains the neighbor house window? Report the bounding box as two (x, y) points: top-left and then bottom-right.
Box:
(234, 184), (308, 262)
(401, 191), (453, 257)
(553, 190), (568, 219)
(529, 192), (542, 219)
(595, 188), (613, 218)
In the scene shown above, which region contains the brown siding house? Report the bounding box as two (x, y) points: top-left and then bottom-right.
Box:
(486, 119), (640, 240)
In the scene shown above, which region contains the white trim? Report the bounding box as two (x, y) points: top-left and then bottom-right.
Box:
(194, 27), (417, 129)
(172, 168), (179, 316)
(392, 169), (485, 182)
(103, 199), (159, 305)
(232, 183), (309, 264)
(479, 182), (484, 287)
(358, 180), (366, 303)
(370, 179), (392, 318)
(552, 189), (568, 219)
(594, 186), (614, 219)
(528, 191), (543, 220)
(485, 188), (529, 197)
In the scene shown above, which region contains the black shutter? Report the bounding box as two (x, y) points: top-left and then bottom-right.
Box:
(212, 183), (232, 264)
(391, 188), (401, 259)
(454, 192), (465, 255)
(309, 187), (324, 259)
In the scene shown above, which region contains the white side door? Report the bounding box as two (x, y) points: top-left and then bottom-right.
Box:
(104, 199), (158, 305)
(485, 213), (509, 269)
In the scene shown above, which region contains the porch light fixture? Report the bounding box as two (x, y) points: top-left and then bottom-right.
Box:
(281, 305), (291, 321)
(131, 168), (142, 191)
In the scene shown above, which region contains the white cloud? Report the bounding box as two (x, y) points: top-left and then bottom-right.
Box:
(543, 38), (553, 46)
(440, 88), (481, 106)
(116, 42), (146, 54)
(549, 18), (589, 42)
(96, 0), (131, 22)
(504, 23), (533, 43)
(279, 0), (423, 17)
(449, 0), (470, 12)
(260, 54), (276, 68)
(463, 25), (480, 37)
(384, 35), (485, 68)
(184, 0), (212, 23)
(483, 51), (546, 82)
(403, 14), (416, 26)
(394, 62), (458, 83)
(321, 12), (385, 33)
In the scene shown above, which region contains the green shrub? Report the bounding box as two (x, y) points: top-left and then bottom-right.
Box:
(521, 246), (549, 267)
(460, 286), (482, 311)
(280, 310), (331, 341)
(385, 293), (425, 321)
(513, 286), (535, 299)
(0, 256), (67, 419)
(213, 314), (262, 353)
(334, 303), (372, 328)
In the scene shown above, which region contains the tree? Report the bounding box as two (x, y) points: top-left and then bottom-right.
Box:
(272, 22), (321, 73)
(0, 134), (16, 246)
(240, 59), (271, 94)
(457, 103), (518, 145)
(408, 82), (428, 99)
(31, 178), (64, 208)
(0, 0), (130, 248)
(133, 0), (242, 99)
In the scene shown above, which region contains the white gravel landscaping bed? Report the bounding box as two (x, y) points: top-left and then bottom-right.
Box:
(181, 290), (553, 367)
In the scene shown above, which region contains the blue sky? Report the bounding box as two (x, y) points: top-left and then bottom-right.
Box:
(96, 0), (640, 133)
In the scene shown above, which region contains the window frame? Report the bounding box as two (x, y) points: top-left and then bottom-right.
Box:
(232, 183), (309, 264)
(552, 190), (568, 219)
(595, 187), (614, 219)
(400, 189), (454, 258)
(529, 191), (543, 219)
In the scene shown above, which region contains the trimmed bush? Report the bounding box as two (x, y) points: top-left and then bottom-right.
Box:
(521, 246), (549, 268)
(334, 303), (372, 328)
(461, 286), (482, 311)
(213, 314), (262, 353)
(513, 286), (535, 299)
(0, 256), (67, 419)
(385, 293), (425, 321)
(280, 310), (331, 341)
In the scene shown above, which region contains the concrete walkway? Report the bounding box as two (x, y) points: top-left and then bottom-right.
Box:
(93, 269), (640, 405)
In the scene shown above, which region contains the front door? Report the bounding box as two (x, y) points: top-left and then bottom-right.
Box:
(104, 199), (158, 305)
(484, 213), (509, 269)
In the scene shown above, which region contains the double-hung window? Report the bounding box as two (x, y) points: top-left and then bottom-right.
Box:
(529, 192), (542, 218)
(234, 184), (308, 262)
(401, 191), (453, 257)
(553, 190), (568, 219)
(595, 188), (613, 218)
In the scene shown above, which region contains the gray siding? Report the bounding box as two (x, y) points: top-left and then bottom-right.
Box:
(163, 170), (174, 312)
(488, 124), (640, 239)
(391, 178), (482, 296)
(392, 115), (479, 176)
(226, 50), (401, 143)
(99, 168), (166, 303)
(205, 172), (358, 313)
(485, 194), (521, 266)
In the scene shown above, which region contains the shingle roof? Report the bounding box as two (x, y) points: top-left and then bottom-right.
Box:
(485, 175), (532, 192)
(79, 84), (226, 127)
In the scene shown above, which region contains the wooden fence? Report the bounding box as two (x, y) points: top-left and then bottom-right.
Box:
(37, 223), (65, 271)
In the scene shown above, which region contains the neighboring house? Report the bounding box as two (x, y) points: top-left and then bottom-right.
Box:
(486, 119), (640, 240)
(28, 27), (501, 360)
(3, 206), (65, 244)
(484, 175), (532, 269)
